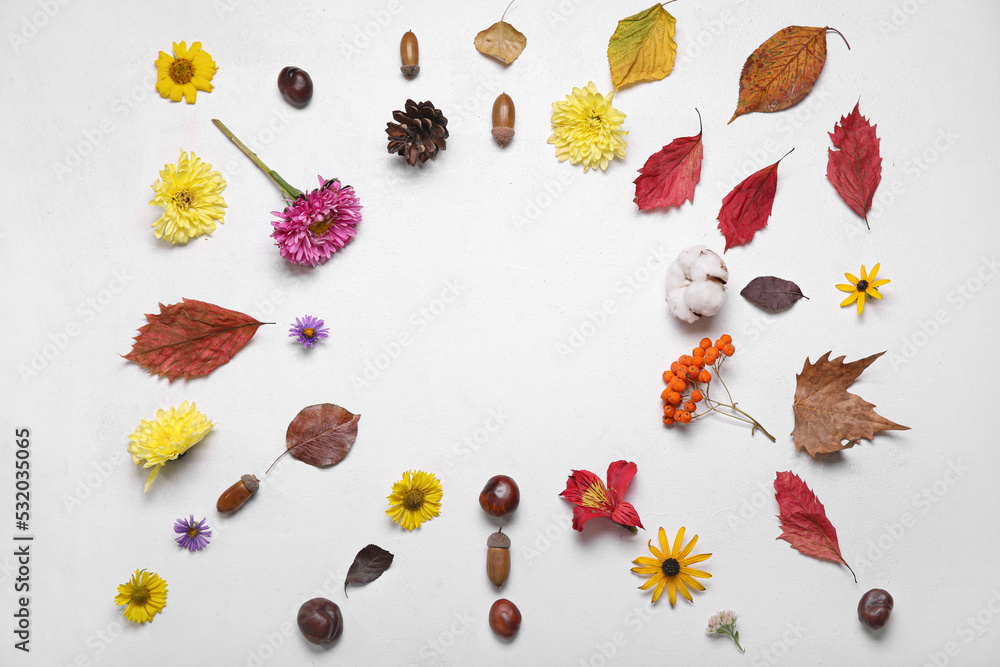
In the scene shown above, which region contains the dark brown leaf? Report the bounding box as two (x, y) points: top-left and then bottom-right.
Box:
(345, 544), (394, 597)
(741, 276), (808, 311)
(285, 404), (360, 467)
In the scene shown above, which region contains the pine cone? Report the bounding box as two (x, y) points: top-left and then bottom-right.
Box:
(386, 100), (448, 166)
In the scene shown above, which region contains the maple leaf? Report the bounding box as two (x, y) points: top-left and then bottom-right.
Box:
(791, 351), (909, 457)
(608, 4), (677, 90)
(774, 471), (855, 582)
(717, 150), (791, 251)
(124, 298), (268, 381)
(634, 110), (703, 212)
(474, 20), (526, 65)
(729, 26), (849, 124)
(827, 102), (882, 229)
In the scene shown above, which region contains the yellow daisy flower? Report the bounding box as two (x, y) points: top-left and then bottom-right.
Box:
(547, 81), (628, 172)
(386, 470), (443, 530)
(632, 526), (712, 606)
(149, 150), (227, 244)
(837, 263), (890, 315)
(155, 41), (217, 104)
(115, 569), (168, 623)
(127, 402), (214, 492)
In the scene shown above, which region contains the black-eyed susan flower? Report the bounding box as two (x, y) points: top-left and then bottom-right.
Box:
(115, 570), (168, 623)
(149, 150), (227, 244)
(547, 82), (627, 172)
(155, 41), (217, 103)
(632, 526), (711, 606)
(386, 470), (442, 530)
(837, 263), (890, 315)
(127, 402), (214, 492)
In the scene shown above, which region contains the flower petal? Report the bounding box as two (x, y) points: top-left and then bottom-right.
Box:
(572, 506), (607, 531)
(678, 533), (698, 559)
(633, 556), (662, 568)
(867, 263), (880, 281)
(652, 576), (667, 603)
(610, 501), (643, 529)
(840, 292), (860, 307)
(844, 273), (859, 284)
(860, 265), (868, 281)
(682, 567), (712, 579)
(658, 527), (670, 557)
(605, 460), (637, 498)
(856, 291), (866, 315)
(667, 579), (677, 607)
(865, 286), (883, 299)
(672, 527), (686, 558)
(680, 552), (712, 566)
(871, 278), (890, 288)
(836, 283), (857, 292)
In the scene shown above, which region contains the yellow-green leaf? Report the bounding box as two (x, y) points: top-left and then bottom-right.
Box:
(608, 4), (677, 90)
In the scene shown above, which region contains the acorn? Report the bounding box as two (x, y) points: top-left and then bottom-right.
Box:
(491, 93), (515, 147)
(216, 474), (259, 513)
(400, 31), (419, 79)
(487, 528), (511, 588)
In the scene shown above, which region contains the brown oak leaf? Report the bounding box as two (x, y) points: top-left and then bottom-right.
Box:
(791, 351), (909, 456)
(123, 298), (268, 381)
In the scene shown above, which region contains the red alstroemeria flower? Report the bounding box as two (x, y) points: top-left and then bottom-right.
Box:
(560, 460), (643, 532)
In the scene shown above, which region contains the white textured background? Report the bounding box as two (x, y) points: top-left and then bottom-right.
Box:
(2, 0), (999, 665)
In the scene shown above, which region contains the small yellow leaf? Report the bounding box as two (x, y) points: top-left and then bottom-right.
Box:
(608, 4), (677, 90)
(474, 21), (526, 65)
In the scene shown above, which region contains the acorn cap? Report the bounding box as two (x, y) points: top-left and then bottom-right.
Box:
(241, 474), (260, 495)
(491, 126), (515, 147)
(400, 64), (420, 79)
(487, 528), (510, 549)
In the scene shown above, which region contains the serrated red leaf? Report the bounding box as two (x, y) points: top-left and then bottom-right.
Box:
(634, 113), (703, 212)
(827, 102), (881, 228)
(123, 298), (267, 381)
(717, 151), (790, 251)
(285, 403), (360, 467)
(774, 471), (855, 581)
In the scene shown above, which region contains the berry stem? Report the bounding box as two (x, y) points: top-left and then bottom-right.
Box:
(212, 119), (303, 200)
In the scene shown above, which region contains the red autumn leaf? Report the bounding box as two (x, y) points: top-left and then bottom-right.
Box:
(827, 102), (882, 228)
(717, 150), (792, 251)
(285, 403), (360, 467)
(774, 471), (855, 582)
(124, 298), (268, 381)
(634, 111), (703, 212)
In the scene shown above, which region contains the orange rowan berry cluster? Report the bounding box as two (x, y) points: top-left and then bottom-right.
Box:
(661, 334), (734, 426)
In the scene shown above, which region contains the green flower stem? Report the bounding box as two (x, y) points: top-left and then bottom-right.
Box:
(212, 119), (303, 200)
(725, 628), (744, 652)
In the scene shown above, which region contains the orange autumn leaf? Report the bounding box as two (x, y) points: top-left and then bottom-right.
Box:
(791, 351), (909, 457)
(729, 26), (849, 124)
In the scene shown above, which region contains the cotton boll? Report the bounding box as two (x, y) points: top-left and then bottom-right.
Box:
(666, 262), (690, 291)
(689, 252), (729, 284)
(667, 287), (699, 323)
(676, 245), (709, 272)
(685, 281), (727, 317)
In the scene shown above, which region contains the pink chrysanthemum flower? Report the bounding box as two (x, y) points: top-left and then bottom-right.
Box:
(271, 177), (362, 267)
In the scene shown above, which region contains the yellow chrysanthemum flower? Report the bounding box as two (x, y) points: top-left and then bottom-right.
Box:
(632, 527), (712, 606)
(115, 569), (168, 623)
(127, 402), (214, 492)
(386, 470), (443, 530)
(149, 151), (227, 244)
(547, 81), (628, 172)
(155, 41), (217, 104)
(837, 263), (890, 315)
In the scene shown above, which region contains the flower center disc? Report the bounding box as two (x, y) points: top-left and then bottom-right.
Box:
(661, 558), (680, 577)
(403, 490), (425, 510)
(856, 280), (869, 291)
(169, 59), (195, 84)
(308, 215), (335, 236)
(303, 328), (315, 338)
(187, 527), (199, 538)
(131, 587), (151, 605)
(173, 189), (193, 210)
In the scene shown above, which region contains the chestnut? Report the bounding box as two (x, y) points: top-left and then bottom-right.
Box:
(297, 597), (343, 645)
(489, 598), (521, 638)
(480, 475), (520, 517)
(278, 67), (313, 108)
(858, 589), (893, 630)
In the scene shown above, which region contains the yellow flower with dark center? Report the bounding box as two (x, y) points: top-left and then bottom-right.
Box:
(127, 401), (214, 492)
(386, 470), (442, 530)
(547, 82), (627, 172)
(149, 150), (227, 244)
(632, 526), (711, 606)
(115, 569), (168, 623)
(837, 263), (890, 315)
(155, 41), (217, 103)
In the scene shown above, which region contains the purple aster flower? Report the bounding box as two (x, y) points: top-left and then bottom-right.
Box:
(271, 177), (362, 267)
(174, 515), (212, 552)
(289, 315), (330, 349)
